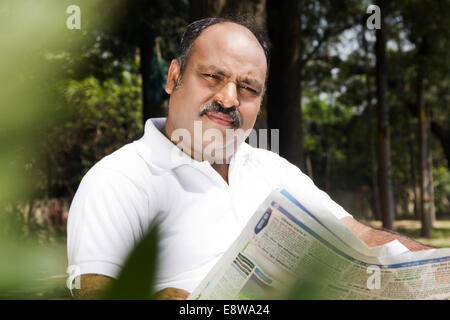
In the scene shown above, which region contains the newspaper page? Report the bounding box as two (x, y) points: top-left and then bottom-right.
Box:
(188, 188), (450, 300)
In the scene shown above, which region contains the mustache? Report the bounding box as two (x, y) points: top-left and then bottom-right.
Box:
(199, 101), (242, 128)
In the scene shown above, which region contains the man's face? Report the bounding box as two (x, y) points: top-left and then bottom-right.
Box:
(164, 22), (267, 162)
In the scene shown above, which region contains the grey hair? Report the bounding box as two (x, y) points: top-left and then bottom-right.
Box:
(175, 16), (271, 86)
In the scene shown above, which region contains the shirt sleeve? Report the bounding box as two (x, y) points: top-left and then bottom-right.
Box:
(275, 154), (353, 220)
(67, 164), (151, 279)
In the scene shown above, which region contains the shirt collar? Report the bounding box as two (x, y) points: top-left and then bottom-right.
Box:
(134, 118), (252, 171)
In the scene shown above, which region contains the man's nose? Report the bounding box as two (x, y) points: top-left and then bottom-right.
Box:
(215, 81), (239, 109)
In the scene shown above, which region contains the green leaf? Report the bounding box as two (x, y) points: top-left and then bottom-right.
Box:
(280, 253), (338, 300)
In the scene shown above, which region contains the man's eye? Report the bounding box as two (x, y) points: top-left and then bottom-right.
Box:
(204, 73), (220, 80)
(240, 85), (258, 95)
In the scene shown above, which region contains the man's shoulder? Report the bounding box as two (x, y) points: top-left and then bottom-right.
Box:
(239, 143), (309, 187)
(240, 142), (292, 168)
(84, 141), (152, 187)
(72, 141), (160, 215)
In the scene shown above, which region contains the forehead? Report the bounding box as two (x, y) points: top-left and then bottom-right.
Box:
(188, 22), (267, 81)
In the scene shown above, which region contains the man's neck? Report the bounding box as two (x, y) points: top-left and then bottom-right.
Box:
(163, 120), (174, 141)
(211, 163), (229, 184)
(163, 120), (230, 184)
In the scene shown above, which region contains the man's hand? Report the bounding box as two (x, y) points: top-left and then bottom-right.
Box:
(341, 217), (435, 251)
(153, 287), (190, 300)
(73, 274), (114, 299)
(72, 275), (189, 300)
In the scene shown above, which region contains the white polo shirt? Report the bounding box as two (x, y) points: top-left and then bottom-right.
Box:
(67, 118), (352, 293)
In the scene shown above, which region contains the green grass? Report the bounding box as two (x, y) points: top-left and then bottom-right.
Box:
(395, 227), (450, 242)
(367, 220), (450, 248)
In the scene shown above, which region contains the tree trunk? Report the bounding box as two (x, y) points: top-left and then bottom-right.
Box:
(375, 0), (395, 230)
(417, 65), (433, 238)
(428, 135), (436, 226)
(362, 27), (382, 221)
(370, 121), (382, 221)
(324, 151), (331, 192)
(267, 0), (304, 171)
(305, 153), (314, 180)
(407, 122), (420, 220)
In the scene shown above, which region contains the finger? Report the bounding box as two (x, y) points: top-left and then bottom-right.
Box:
(166, 292), (189, 300)
(153, 288), (190, 300)
(172, 288), (190, 298)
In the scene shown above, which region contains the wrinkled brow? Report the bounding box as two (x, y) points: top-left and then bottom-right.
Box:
(198, 65), (230, 77)
(239, 77), (262, 91)
(198, 64), (263, 90)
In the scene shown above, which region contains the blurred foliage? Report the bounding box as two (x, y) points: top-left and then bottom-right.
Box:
(434, 165), (450, 217)
(0, 0), (143, 299)
(0, 1), (80, 299)
(299, 0), (450, 219)
(280, 251), (336, 300)
(303, 93), (358, 187)
(45, 72), (143, 197)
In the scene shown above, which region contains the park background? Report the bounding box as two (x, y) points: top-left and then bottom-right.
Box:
(0, 0), (449, 299)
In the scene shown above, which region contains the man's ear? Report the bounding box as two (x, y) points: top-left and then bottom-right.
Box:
(165, 59), (181, 94)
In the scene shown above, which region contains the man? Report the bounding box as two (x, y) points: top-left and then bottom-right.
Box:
(67, 17), (431, 300)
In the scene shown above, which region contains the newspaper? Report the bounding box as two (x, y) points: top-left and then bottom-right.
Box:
(188, 188), (450, 300)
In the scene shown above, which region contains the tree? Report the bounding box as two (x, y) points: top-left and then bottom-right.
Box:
(361, 23), (382, 221)
(66, 0), (187, 125)
(397, 0), (450, 236)
(267, 0), (361, 172)
(375, 0), (395, 230)
(266, 0), (304, 170)
(106, 0), (187, 124)
(416, 43), (433, 237)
